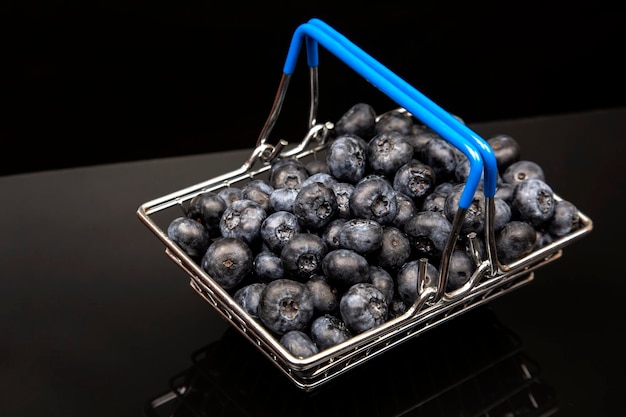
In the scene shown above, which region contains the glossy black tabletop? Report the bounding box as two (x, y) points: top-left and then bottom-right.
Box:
(1, 108), (624, 416)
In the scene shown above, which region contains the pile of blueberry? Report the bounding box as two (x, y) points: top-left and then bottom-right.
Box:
(166, 103), (583, 359)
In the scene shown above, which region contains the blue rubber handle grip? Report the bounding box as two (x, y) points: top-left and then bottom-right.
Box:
(306, 18), (498, 199)
(283, 22), (484, 208)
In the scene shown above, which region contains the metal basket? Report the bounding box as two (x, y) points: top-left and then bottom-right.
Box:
(136, 18), (593, 391)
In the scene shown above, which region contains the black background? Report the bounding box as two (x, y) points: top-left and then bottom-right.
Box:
(2, 3), (625, 176)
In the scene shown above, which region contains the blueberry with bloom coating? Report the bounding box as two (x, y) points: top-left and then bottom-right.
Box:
(445, 250), (476, 293)
(253, 250), (284, 282)
(280, 233), (328, 281)
(279, 330), (319, 359)
(309, 314), (352, 350)
(217, 187), (243, 208)
(393, 191), (418, 227)
(371, 225), (411, 271)
(338, 218), (384, 254)
(421, 137), (459, 182)
(444, 184), (487, 235)
(305, 274), (338, 314)
(260, 210), (301, 254)
(301, 172), (337, 188)
(502, 160), (545, 186)
(340, 283), (388, 334)
(334, 102), (377, 139)
(322, 248), (370, 289)
(374, 108), (414, 136)
(186, 191), (227, 237)
(511, 178), (555, 227)
(219, 199), (266, 247)
(349, 175), (398, 225)
(368, 265), (394, 304)
(396, 260), (439, 305)
(393, 159), (436, 202)
(233, 282), (266, 318)
(258, 279), (315, 335)
(293, 181), (338, 231)
(268, 187), (299, 213)
(547, 199), (580, 237)
(326, 134), (367, 183)
(321, 218), (346, 251)
(241, 179), (274, 212)
(167, 216), (211, 259)
(201, 237), (253, 290)
(269, 158), (309, 189)
(404, 211), (452, 260)
(367, 131), (414, 177)
(495, 220), (537, 264)
(487, 134), (521, 172)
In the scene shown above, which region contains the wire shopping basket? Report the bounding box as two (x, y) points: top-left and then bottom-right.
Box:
(136, 18), (593, 391)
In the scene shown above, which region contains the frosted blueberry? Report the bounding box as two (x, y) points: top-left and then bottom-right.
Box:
(340, 283), (388, 334)
(167, 216), (211, 259)
(258, 279), (315, 335)
(309, 314), (352, 350)
(279, 330), (319, 359)
(201, 237), (253, 290)
(326, 134), (367, 183)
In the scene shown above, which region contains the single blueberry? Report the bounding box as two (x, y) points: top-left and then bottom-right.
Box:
(309, 314), (352, 351)
(326, 134), (367, 184)
(186, 191), (227, 238)
(279, 330), (319, 359)
(502, 160), (546, 186)
(269, 157), (310, 189)
(321, 218), (347, 251)
(421, 137), (460, 182)
(367, 131), (414, 178)
(404, 210), (452, 261)
(338, 218), (384, 255)
(396, 259), (439, 306)
(393, 159), (436, 202)
(495, 220), (537, 264)
(374, 108), (414, 136)
(217, 186), (243, 208)
(167, 216), (211, 259)
(334, 102), (377, 140)
(393, 191), (418, 228)
(305, 274), (338, 315)
(233, 282), (266, 318)
(547, 199), (580, 237)
(487, 134), (522, 173)
(269, 187), (299, 213)
(293, 181), (338, 231)
(260, 210), (301, 254)
(511, 178), (555, 226)
(340, 283), (388, 334)
(349, 175), (398, 225)
(258, 279), (315, 335)
(280, 232), (328, 281)
(219, 199), (267, 247)
(321, 248), (371, 289)
(241, 179), (274, 212)
(370, 225), (412, 271)
(301, 172), (337, 188)
(444, 184), (487, 235)
(253, 250), (285, 282)
(445, 250), (476, 293)
(201, 237), (253, 290)
(368, 265), (394, 305)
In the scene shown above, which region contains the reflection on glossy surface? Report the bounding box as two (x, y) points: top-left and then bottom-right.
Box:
(144, 306), (558, 417)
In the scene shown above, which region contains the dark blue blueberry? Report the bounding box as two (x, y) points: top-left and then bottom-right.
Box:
(280, 232), (328, 281)
(217, 186), (243, 208)
(269, 187), (299, 213)
(374, 108), (414, 136)
(404, 210), (452, 260)
(393, 159), (436, 201)
(502, 160), (546, 186)
(253, 250), (285, 282)
(339, 218), (384, 254)
(511, 178), (555, 226)
(201, 237), (253, 290)
(368, 265), (394, 304)
(487, 134), (522, 172)
(233, 282), (266, 318)
(494, 197), (512, 232)
(393, 191), (418, 227)
(269, 158), (310, 189)
(186, 191), (227, 238)
(340, 283), (388, 334)
(260, 210), (301, 254)
(219, 199), (266, 246)
(330, 182), (355, 219)
(279, 330), (319, 359)
(370, 225), (411, 271)
(367, 131), (414, 177)
(305, 274), (338, 315)
(495, 220), (537, 264)
(334, 102), (377, 140)
(494, 182), (515, 203)
(547, 199), (580, 237)
(241, 179), (274, 212)
(534, 229), (554, 250)
(388, 296), (408, 319)
(396, 260), (439, 305)
(309, 314), (352, 350)
(406, 130), (439, 160)
(444, 184), (487, 235)
(321, 218), (346, 251)
(321, 248), (371, 289)
(293, 181), (338, 231)
(421, 137), (460, 182)
(167, 216), (211, 259)
(301, 172), (337, 188)
(421, 190), (447, 214)
(258, 278), (315, 335)
(445, 250), (476, 292)
(326, 134), (367, 183)
(349, 175), (398, 225)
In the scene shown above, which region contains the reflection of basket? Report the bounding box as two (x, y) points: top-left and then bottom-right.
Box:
(144, 307), (559, 417)
(136, 18), (593, 391)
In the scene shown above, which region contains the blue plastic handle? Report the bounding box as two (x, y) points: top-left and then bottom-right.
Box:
(283, 22), (484, 209)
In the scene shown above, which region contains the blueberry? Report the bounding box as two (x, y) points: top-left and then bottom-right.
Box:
(495, 220), (537, 264)
(404, 211), (452, 260)
(421, 190), (447, 214)
(241, 179), (274, 212)
(392, 159), (436, 201)
(280, 232), (328, 281)
(494, 182), (515, 203)
(396, 260), (439, 305)
(340, 283), (388, 334)
(326, 134), (367, 184)
(502, 160), (546, 186)
(201, 237), (253, 290)
(321, 248), (370, 289)
(374, 108), (414, 136)
(349, 175), (398, 225)
(370, 225), (411, 271)
(269, 187), (299, 213)
(260, 210), (301, 254)
(333, 102), (377, 140)
(494, 197), (512, 232)
(547, 199), (580, 237)
(511, 178), (555, 226)
(233, 282), (266, 318)
(279, 330), (319, 359)
(421, 136), (460, 182)
(368, 265), (394, 304)
(305, 274), (338, 314)
(186, 191), (227, 238)
(321, 218), (347, 251)
(258, 279), (315, 335)
(406, 130), (439, 159)
(217, 186), (243, 208)
(393, 191), (418, 227)
(444, 184), (487, 235)
(253, 250), (285, 282)
(445, 250), (476, 292)
(534, 229), (555, 250)
(167, 216), (211, 259)
(219, 199), (267, 246)
(338, 218), (384, 254)
(309, 314), (352, 350)
(301, 172), (337, 188)
(331, 182), (355, 219)
(367, 131), (414, 177)
(293, 181), (338, 231)
(487, 134), (521, 172)
(388, 296), (408, 319)
(269, 157), (310, 189)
